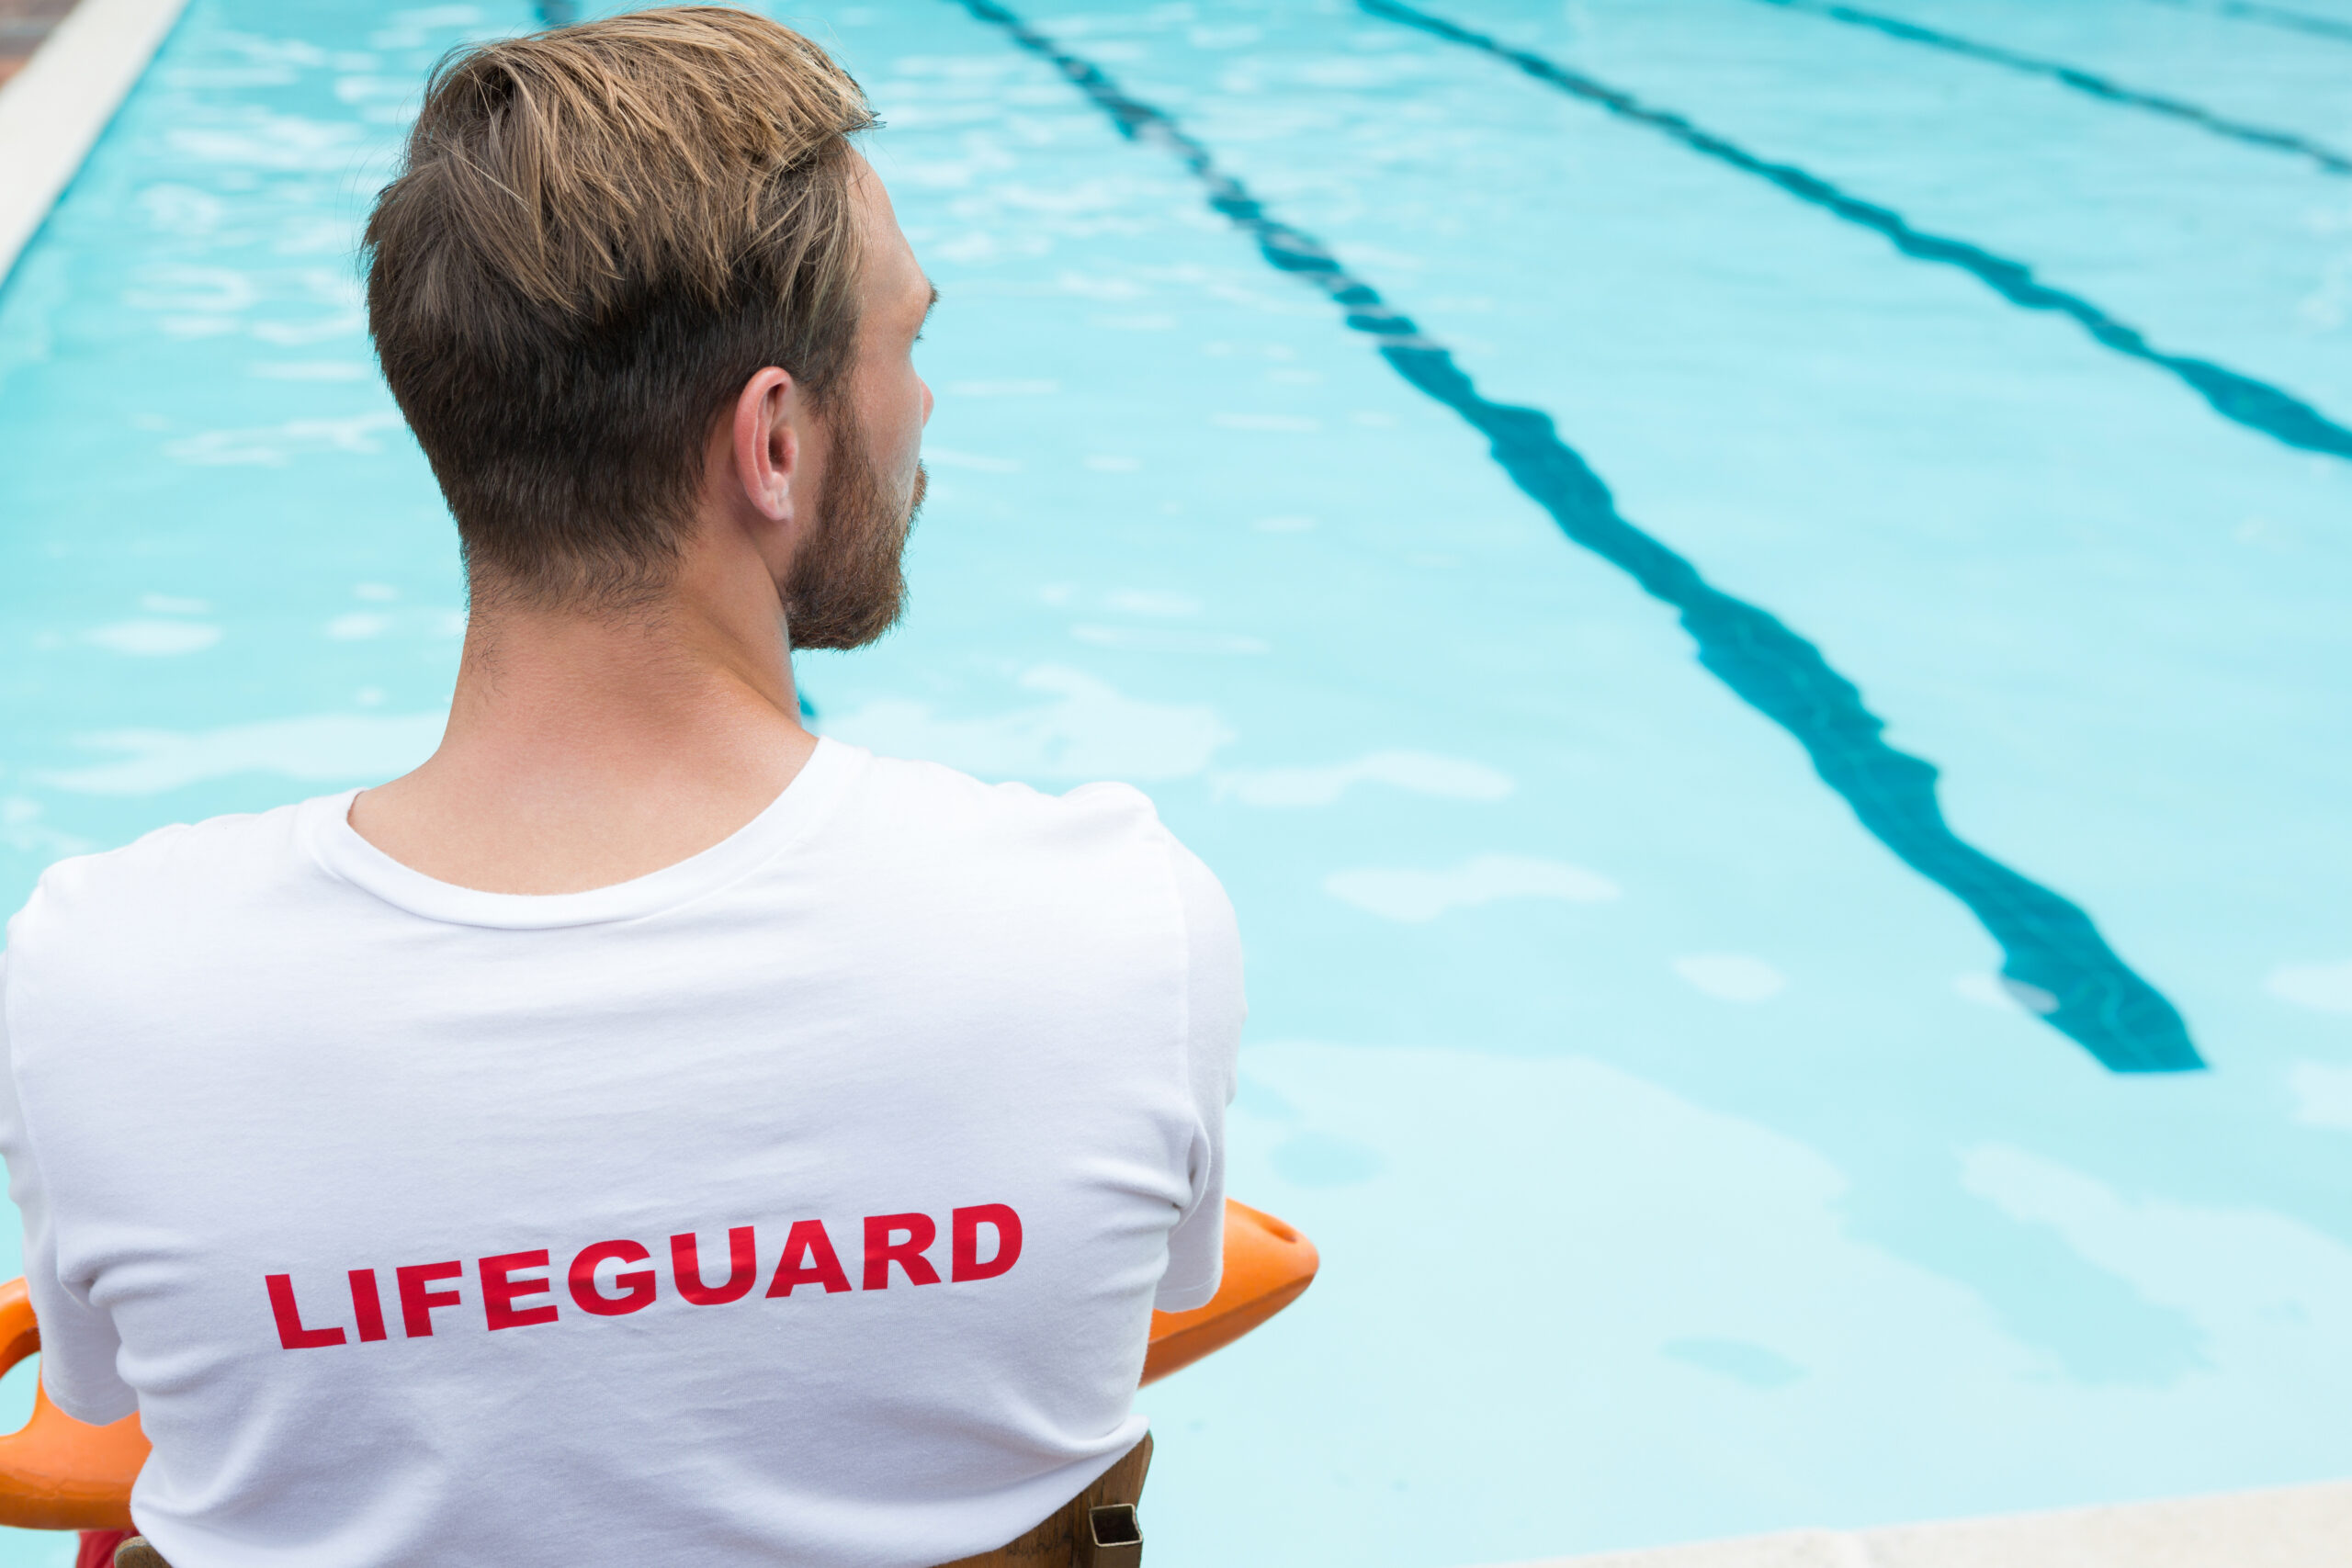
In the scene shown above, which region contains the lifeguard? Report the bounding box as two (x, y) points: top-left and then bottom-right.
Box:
(0, 9), (1241, 1565)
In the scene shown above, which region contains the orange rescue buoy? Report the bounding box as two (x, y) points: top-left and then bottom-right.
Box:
(0, 1279), (143, 1530)
(1142, 1201), (1317, 1385)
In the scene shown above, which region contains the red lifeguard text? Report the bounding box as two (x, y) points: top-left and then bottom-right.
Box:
(264, 1204), (1023, 1350)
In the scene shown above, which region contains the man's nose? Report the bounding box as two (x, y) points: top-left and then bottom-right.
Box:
(919, 378), (934, 425)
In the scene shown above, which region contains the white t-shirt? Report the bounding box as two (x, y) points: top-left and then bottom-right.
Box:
(0, 739), (1238, 1568)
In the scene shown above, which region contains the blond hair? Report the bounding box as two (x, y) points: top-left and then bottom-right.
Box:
(365, 6), (876, 608)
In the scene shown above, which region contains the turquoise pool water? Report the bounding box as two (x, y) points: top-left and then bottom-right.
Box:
(4, 0), (2351, 1562)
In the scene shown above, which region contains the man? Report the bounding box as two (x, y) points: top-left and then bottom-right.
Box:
(0, 9), (1238, 1566)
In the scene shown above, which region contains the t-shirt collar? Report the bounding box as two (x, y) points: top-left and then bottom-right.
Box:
(302, 736), (865, 930)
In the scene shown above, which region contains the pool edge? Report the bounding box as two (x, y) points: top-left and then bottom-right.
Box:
(0, 0), (192, 286)
(1475, 1474), (2352, 1567)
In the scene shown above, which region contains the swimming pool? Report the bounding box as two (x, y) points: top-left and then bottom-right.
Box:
(3, 0), (2350, 1562)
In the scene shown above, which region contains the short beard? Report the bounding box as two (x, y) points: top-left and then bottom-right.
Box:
(783, 407), (922, 651)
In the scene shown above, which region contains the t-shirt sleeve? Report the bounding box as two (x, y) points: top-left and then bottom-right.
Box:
(0, 953), (137, 1425)
(1154, 839), (1241, 1313)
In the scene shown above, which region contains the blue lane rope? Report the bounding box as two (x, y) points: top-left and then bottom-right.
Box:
(1359, 0), (2352, 466)
(1751, 0), (2352, 177)
(944, 0), (2203, 1072)
(2220, 0), (2352, 42)
(2158, 0), (2352, 44)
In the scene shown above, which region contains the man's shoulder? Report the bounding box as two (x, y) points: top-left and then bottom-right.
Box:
(11, 800), (315, 946)
(856, 751), (1169, 845)
(826, 752), (1203, 983)
(843, 750), (1182, 890)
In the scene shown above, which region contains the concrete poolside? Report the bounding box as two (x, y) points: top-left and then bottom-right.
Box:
(1498, 1476), (2352, 1568)
(0, 0), (76, 88)
(0, 0), (181, 277)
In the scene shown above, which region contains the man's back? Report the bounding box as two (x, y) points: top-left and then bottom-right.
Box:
(0, 742), (1237, 1567)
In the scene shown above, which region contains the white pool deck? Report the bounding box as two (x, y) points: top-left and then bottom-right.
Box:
(1488, 1476), (2352, 1568)
(4, 8), (2349, 1568)
(0, 0), (186, 280)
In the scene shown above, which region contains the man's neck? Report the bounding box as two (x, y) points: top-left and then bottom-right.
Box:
(348, 588), (817, 896)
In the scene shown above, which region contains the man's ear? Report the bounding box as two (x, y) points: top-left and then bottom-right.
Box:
(731, 367), (800, 524)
